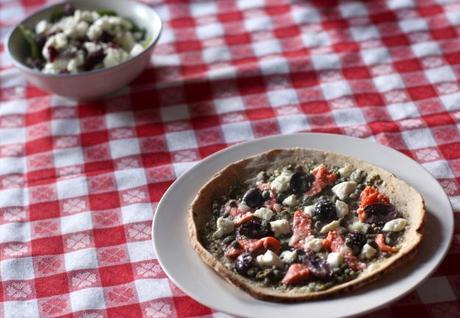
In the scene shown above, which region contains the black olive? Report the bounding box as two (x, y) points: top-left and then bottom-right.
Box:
(235, 253), (255, 276)
(262, 191), (271, 200)
(242, 188), (264, 208)
(305, 254), (331, 279)
(290, 172), (314, 194)
(364, 203), (398, 226)
(99, 30), (114, 43)
(237, 219), (273, 239)
(346, 233), (367, 255)
(83, 49), (105, 71)
(314, 199), (337, 222)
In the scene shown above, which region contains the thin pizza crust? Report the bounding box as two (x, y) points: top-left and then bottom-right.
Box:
(188, 148), (425, 302)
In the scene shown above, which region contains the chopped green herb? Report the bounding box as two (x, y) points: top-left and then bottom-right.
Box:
(97, 9), (117, 16)
(18, 25), (40, 59)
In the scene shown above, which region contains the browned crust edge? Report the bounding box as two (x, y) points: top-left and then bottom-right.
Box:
(188, 148), (425, 302)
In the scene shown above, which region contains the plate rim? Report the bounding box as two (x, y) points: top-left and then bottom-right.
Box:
(152, 132), (454, 317)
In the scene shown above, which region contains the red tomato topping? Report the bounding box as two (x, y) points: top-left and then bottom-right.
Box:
(289, 210), (312, 249)
(376, 234), (399, 253)
(306, 164), (337, 196)
(357, 186), (390, 221)
(323, 230), (364, 271)
(233, 212), (253, 226)
(224, 237), (281, 259)
(281, 263), (310, 285)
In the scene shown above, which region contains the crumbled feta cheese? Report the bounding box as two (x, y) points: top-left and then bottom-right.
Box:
(280, 250), (297, 264)
(335, 200), (349, 218)
(270, 171), (293, 193)
(42, 33), (68, 59)
(270, 219), (290, 237)
(338, 164), (353, 178)
(320, 220), (340, 234)
(305, 236), (323, 252)
(303, 205), (315, 216)
(360, 243), (377, 259)
(282, 194), (297, 207)
(348, 221), (369, 234)
(332, 181), (357, 200)
(327, 252), (343, 268)
(256, 250), (283, 268)
(382, 218), (407, 232)
(130, 43), (144, 56)
(212, 217), (234, 238)
(42, 60), (69, 74)
(253, 207), (274, 220)
(74, 10), (100, 23)
(116, 31), (136, 51)
(35, 20), (48, 34)
(103, 48), (129, 68)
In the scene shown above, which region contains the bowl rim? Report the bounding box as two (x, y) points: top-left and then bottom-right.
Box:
(6, 0), (163, 78)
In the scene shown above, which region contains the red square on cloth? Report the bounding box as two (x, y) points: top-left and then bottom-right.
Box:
(35, 273), (69, 297)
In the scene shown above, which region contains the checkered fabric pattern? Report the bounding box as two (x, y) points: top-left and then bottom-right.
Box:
(0, 0), (460, 317)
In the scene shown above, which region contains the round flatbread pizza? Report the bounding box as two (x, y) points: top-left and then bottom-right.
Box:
(188, 148), (425, 302)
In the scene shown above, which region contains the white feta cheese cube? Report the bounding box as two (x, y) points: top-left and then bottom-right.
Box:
(360, 243), (377, 259)
(103, 48), (129, 68)
(335, 200), (349, 218)
(326, 252), (343, 268)
(348, 221), (369, 234)
(382, 218), (407, 232)
(320, 220), (340, 234)
(256, 250), (283, 268)
(35, 20), (48, 34)
(212, 217), (234, 238)
(282, 194), (297, 207)
(303, 205), (315, 216)
(270, 219), (290, 237)
(305, 236), (323, 252)
(280, 250), (297, 264)
(130, 43), (144, 56)
(254, 207), (274, 220)
(332, 181), (357, 200)
(270, 171), (293, 193)
(338, 164), (353, 177)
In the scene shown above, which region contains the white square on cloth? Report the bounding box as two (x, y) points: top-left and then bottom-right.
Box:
(387, 102), (420, 121)
(339, 2), (368, 18)
(268, 89), (299, 107)
(277, 115), (309, 133)
(361, 47), (391, 65)
(222, 122), (253, 143)
(291, 7), (321, 24)
(238, 0), (264, 10)
(70, 287), (106, 311)
(311, 54), (341, 70)
(350, 25), (380, 41)
(401, 128), (437, 149)
(1, 257), (34, 280)
(332, 108), (366, 126)
(0, 222), (31, 243)
(53, 148), (84, 168)
(214, 96), (245, 114)
(173, 162), (197, 178)
(190, 1), (216, 16)
(127, 240), (156, 262)
(60, 211), (93, 235)
(56, 176), (88, 199)
(165, 131), (198, 151)
(51, 119), (80, 135)
(422, 161), (455, 179)
(425, 66), (456, 84)
(301, 32), (331, 48)
(399, 18), (428, 33)
(4, 300), (39, 318)
(252, 40), (282, 57)
(320, 81), (352, 100)
(196, 23), (224, 40)
(64, 248), (98, 271)
(121, 203), (154, 224)
(440, 92), (460, 111)
(135, 278), (172, 302)
(105, 111), (135, 129)
(109, 138), (141, 159)
(259, 56), (290, 75)
(114, 168), (147, 191)
(411, 42), (441, 58)
(373, 74), (405, 92)
(203, 46), (231, 64)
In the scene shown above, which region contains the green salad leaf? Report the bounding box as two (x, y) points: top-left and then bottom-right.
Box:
(18, 24), (40, 59)
(97, 9), (117, 16)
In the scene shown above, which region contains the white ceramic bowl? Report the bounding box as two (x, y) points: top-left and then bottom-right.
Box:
(6, 0), (162, 100)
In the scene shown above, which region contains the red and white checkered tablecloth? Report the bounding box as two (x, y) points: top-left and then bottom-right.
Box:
(1, 0), (460, 317)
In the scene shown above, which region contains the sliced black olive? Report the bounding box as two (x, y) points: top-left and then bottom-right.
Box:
(242, 188), (264, 208)
(290, 172), (314, 194)
(346, 232), (367, 255)
(235, 253), (255, 276)
(237, 219), (273, 239)
(276, 192), (287, 204)
(305, 254), (331, 280)
(314, 199), (337, 222)
(364, 203), (398, 226)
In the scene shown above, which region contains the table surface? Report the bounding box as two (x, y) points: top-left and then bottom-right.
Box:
(1, 0), (459, 317)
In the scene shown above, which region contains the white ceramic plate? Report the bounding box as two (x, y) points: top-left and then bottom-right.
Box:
(152, 133), (453, 318)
